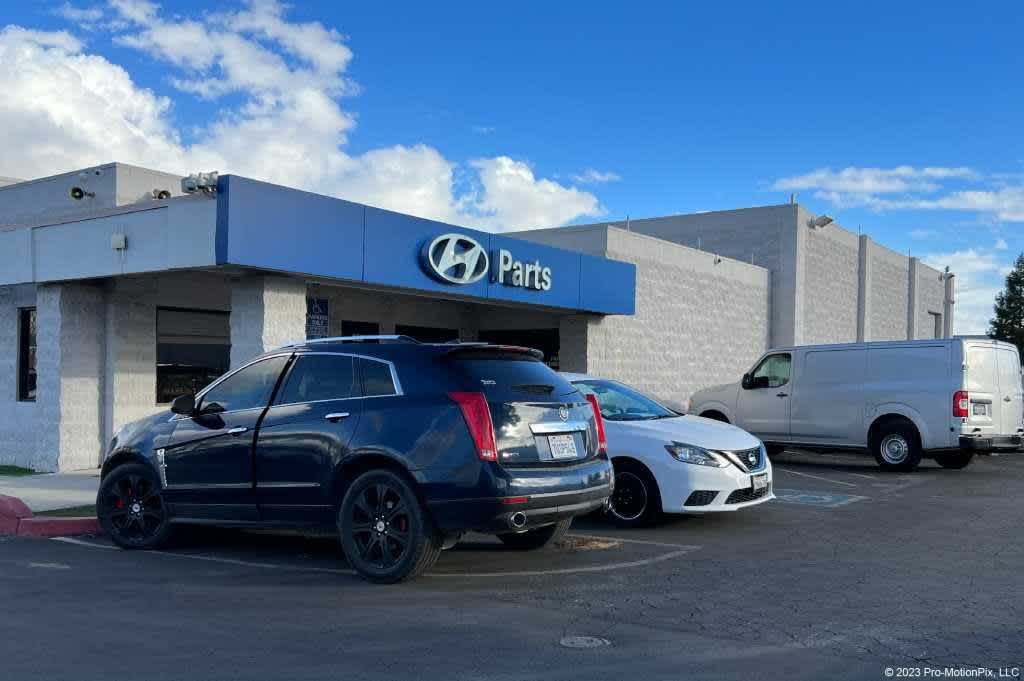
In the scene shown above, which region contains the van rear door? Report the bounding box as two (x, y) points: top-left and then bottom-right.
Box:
(995, 344), (1023, 436)
(964, 343), (1001, 436)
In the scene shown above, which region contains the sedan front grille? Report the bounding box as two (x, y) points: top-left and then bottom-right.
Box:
(728, 446), (764, 472)
(725, 484), (770, 504)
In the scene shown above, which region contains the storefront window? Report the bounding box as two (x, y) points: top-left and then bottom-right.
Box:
(17, 307), (36, 401)
(156, 308), (230, 403)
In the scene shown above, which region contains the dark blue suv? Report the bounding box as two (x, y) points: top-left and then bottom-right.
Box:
(97, 337), (613, 582)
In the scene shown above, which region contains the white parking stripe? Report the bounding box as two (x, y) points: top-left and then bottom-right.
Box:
(849, 473), (876, 480)
(51, 535), (701, 579)
(775, 467), (858, 487)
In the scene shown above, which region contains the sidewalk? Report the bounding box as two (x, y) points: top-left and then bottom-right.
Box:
(0, 468), (100, 512)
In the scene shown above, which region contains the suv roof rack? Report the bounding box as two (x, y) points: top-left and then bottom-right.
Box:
(278, 335), (422, 349)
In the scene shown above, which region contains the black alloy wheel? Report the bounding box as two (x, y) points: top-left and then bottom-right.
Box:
(606, 461), (661, 527)
(339, 470), (440, 583)
(97, 463), (171, 549)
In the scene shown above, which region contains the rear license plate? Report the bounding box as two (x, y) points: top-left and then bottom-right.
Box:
(973, 403), (987, 416)
(548, 434), (579, 459)
(751, 473), (768, 491)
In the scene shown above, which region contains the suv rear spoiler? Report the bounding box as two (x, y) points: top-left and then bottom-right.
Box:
(445, 344), (544, 361)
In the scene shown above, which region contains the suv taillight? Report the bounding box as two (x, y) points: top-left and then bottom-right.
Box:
(585, 394), (608, 455)
(449, 392), (498, 461)
(953, 390), (970, 418)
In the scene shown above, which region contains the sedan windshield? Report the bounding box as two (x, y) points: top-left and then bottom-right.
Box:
(573, 379), (677, 421)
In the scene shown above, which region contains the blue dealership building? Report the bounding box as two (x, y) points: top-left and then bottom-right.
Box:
(0, 163), (950, 471)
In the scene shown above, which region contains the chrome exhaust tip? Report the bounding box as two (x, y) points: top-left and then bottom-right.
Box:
(509, 512), (527, 529)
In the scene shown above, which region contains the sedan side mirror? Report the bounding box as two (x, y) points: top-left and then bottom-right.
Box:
(170, 394), (196, 415)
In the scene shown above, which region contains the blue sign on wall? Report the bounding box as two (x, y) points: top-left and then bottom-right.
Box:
(217, 175), (635, 315)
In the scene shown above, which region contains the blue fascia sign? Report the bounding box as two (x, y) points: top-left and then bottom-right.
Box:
(422, 233), (553, 291)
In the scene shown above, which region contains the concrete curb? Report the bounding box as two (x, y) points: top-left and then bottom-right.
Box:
(0, 494), (102, 537)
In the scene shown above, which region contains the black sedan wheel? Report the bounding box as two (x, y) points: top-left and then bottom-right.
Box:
(338, 470), (440, 583)
(607, 461), (661, 527)
(97, 463), (172, 550)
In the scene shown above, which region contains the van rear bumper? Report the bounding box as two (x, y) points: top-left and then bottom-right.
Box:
(958, 435), (1024, 452)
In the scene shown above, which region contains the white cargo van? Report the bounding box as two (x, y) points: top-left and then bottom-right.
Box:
(689, 338), (1023, 471)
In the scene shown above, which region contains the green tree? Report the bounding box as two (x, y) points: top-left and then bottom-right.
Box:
(989, 253), (1024, 355)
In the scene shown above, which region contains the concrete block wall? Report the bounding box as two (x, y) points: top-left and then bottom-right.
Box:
(0, 285), (37, 468)
(868, 243), (911, 340)
(801, 223), (860, 344)
(575, 228), (771, 403)
(526, 206), (796, 347)
(915, 262), (947, 339)
(230, 275), (307, 367)
(35, 283), (106, 471)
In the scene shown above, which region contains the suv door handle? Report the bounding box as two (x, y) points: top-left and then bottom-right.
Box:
(776, 392), (789, 398)
(325, 412), (350, 422)
(1004, 396), (1013, 402)
(227, 427), (248, 435)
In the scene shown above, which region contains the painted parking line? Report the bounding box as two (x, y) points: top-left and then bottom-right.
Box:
(775, 467), (859, 487)
(772, 488), (869, 508)
(51, 535), (701, 579)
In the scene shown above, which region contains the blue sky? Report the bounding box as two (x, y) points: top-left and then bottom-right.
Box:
(1, 1), (1021, 331)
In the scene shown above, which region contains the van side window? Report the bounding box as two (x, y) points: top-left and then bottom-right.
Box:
(750, 354), (791, 389)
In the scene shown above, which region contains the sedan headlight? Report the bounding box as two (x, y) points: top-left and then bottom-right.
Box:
(665, 443), (727, 467)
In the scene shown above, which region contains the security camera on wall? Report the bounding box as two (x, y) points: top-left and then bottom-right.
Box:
(69, 186), (95, 200)
(807, 215), (834, 229)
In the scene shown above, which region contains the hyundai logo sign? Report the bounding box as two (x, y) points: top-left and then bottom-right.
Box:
(424, 233), (489, 285)
(422, 233), (553, 291)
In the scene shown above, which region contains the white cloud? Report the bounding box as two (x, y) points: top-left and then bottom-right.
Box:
(922, 248), (1006, 334)
(774, 165), (977, 196)
(774, 165), (1024, 223)
(571, 168), (622, 184)
(0, 1), (602, 232)
(995, 238), (1008, 250)
(909, 228), (938, 240)
(53, 3), (105, 25)
(472, 125), (495, 135)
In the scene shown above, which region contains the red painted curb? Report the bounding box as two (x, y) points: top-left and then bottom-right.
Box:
(0, 493), (102, 537)
(16, 516), (102, 538)
(0, 494), (33, 520)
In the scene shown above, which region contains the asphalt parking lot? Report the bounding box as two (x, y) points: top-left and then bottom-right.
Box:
(2, 451), (1022, 681)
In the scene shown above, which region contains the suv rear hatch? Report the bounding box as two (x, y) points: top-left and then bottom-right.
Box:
(446, 346), (601, 466)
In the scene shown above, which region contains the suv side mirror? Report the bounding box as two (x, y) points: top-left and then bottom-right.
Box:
(170, 394), (196, 415)
(741, 373), (752, 390)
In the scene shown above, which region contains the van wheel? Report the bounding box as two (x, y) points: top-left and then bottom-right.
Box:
(871, 421), (923, 472)
(338, 470), (441, 583)
(606, 460), (661, 527)
(498, 518), (571, 550)
(935, 451), (975, 469)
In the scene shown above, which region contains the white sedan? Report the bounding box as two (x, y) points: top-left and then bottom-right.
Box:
(565, 374), (775, 526)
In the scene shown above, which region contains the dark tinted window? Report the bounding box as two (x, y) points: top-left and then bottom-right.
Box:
(18, 307), (36, 401)
(359, 358), (398, 396)
(156, 308), (230, 403)
(201, 356), (288, 412)
(278, 355), (357, 404)
(454, 357), (576, 398)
